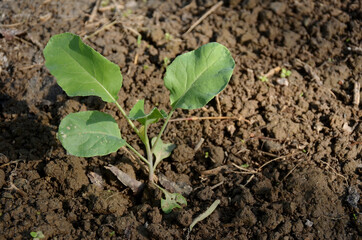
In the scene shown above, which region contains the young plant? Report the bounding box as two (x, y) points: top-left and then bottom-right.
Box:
(43, 33), (235, 213)
(165, 32), (172, 42)
(30, 231), (45, 240)
(258, 75), (268, 82)
(280, 68), (291, 78)
(137, 34), (142, 47)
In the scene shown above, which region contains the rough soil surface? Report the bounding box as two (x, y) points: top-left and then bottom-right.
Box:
(1, 0), (361, 239)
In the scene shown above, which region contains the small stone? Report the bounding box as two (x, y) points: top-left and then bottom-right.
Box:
(270, 2), (287, 15)
(276, 77), (289, 86)
(227, 124), (236, 135)
(346, 186), (360, 208)
(305, 219), (313, 227)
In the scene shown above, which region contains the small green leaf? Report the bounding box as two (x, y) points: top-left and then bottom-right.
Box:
(151, 137), (176, 167)
(161, 191), (187, 214)
(164, 42), (235, 110)
(280, 68), (291, 78)
(58, 111), (125, 157)
(128, 99), (167, 125)
(30, 232), (38, 238)
(43, 33), (122, 103)
(258, 75), (268, 82)
(36, 232), (45, 239)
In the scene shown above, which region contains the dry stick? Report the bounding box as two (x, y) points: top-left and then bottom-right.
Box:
(134, 53), (139, 65)
(4, 165), (27, 197)
(282, 162), (301, 181)
(215, 94), (222, 116)
(237, 152), (299, 186)
(295, 59), (323, 85)
(124, 26), (141, 36)
(184, 1), (223, 35)
(200, 166), (227, 176)
(257, 152), (298, 171)
(210, 181), (224, 190)
(319, 160), (348, 181)
(0, 21), (25, 27)
(87, 0), (101, 24)
(231, 163), (258, 174)
(99, 3), (124, 12)
(264, 66), (281, 78)
(0, 159), (25, 168)
(18, 63), (43, 71)
(243, 175), (255, 186)
(194, 138), (205, 152)
(353, 81), (360, 109)
(169, 115), (251, 124)
(83, 20), (119, 40)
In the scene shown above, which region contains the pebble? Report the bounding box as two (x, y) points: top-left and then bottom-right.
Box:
(270, 2), (287, 15)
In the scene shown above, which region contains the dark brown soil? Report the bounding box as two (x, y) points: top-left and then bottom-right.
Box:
(1, 0), (361, 239)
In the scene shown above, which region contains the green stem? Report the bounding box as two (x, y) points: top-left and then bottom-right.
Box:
(124, 142), (149, 165)
(114, 101), (141, 137)
(151, 109), (175, 153)
(152, 181), (167, 193)
(143, 123), (154, 182)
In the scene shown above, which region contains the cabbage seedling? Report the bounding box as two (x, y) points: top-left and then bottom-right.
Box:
(43, 33), (234, 213)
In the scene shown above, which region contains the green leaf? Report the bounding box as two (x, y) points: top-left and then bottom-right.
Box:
(164, 42), (235, 109)
(151, 137), (176, 168)
(58, 111), (126, 157)
(30, 232), (38, 238)
(128, 99), (167, 125)
(43, 33), (122, 103)
(161, 191), (187, 214)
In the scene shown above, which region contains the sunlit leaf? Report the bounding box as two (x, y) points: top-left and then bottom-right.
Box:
(58, 111), (125, 157)
(128, 99), (167, 125)
(44, 33), (122, 102)
(164, 42), (235, 109)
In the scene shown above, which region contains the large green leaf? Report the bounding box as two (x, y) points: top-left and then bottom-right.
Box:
(128, 99), (167, 125)
(43, 33), (122, 103)
(164, 42), (235, 109)
(58, 111), (125, 157)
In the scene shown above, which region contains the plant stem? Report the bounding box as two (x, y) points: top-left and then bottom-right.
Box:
(143, 123), (155, 182)
(114, 101), (141, 137)
(124, 142), (149, 165)
(151, 109), (175, 153)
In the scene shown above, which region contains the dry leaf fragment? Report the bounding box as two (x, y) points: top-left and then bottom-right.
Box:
(105, 164), (144, 194)
(87, 171), (105, 189)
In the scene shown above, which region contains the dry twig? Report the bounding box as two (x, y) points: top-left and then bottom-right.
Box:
(215, 94), (222, 116)
(83, 20), (119, 40)
(353, 80), (360, 109)
(4, 164), (27, 197)
(264, 66), (281, 78)
(184, 1), (223, 35)
(194, 138), (205, 152)
(87, 0), (101, 24)
(295, 59), (323, 85)
(169, 115), (251, 124)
